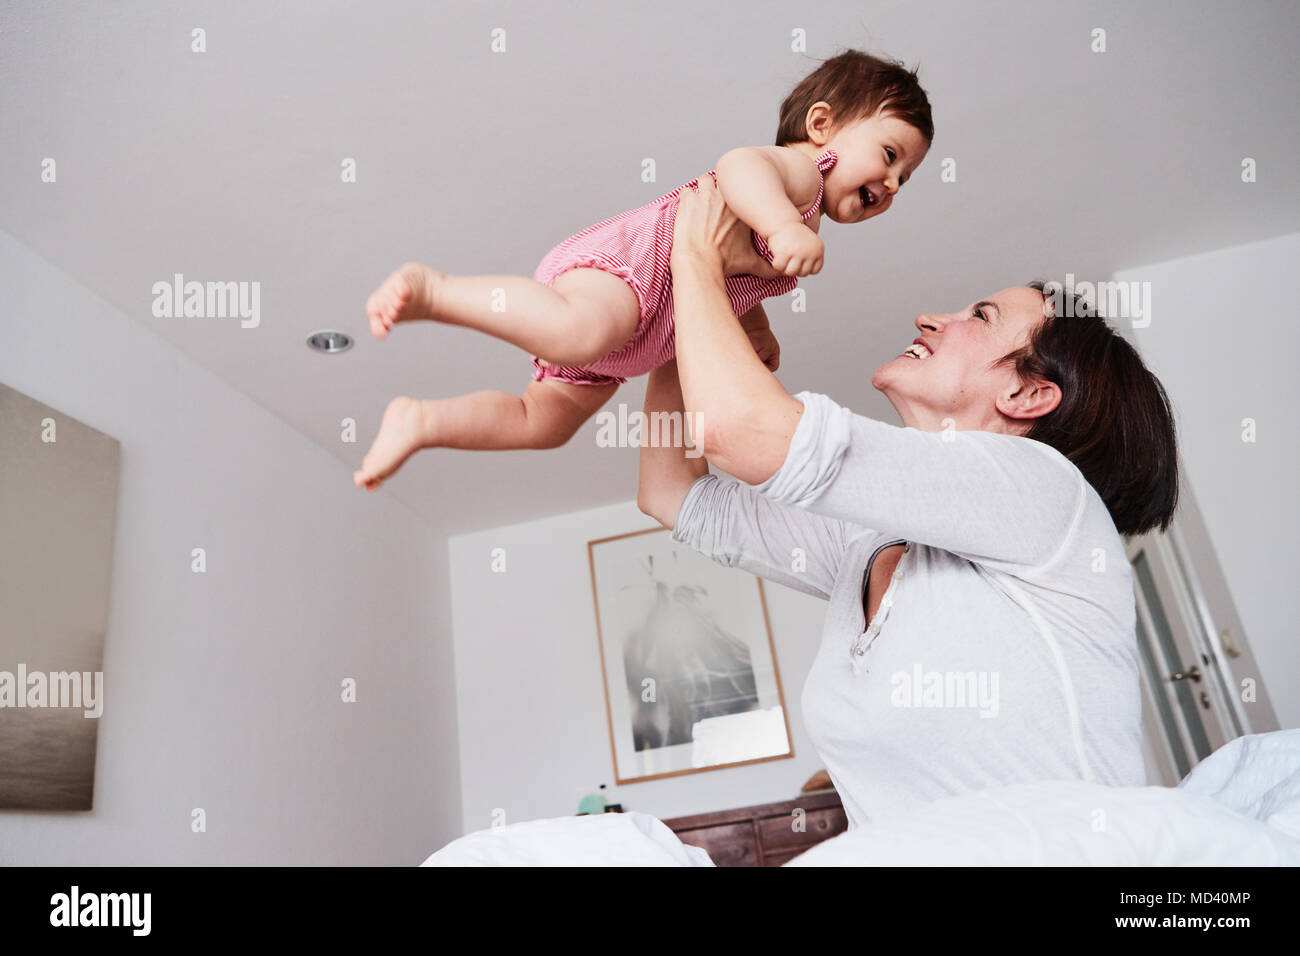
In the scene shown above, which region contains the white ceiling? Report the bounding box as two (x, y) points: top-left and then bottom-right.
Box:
(3, 0), (1297, 534)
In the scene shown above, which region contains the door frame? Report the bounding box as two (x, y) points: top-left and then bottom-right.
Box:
(1124, 477), (1280, 783)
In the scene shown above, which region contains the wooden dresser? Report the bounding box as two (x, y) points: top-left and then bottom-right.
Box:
(662, 789), (848, 866)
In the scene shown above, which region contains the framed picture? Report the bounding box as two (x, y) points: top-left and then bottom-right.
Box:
(588, 526), (792, 784)
(0, 383), (120, 810)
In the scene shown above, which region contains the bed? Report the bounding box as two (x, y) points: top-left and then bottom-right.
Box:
(421, 729), (1300, 866)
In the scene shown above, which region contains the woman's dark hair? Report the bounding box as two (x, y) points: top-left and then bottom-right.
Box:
(775, 49), (934, 147)
(996, 281), (1179, 537)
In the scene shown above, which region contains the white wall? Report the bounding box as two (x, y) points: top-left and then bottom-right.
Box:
(0, 230), (461, 864)
(1117, 232), (1300, 730)
(449, 499), (832, 835)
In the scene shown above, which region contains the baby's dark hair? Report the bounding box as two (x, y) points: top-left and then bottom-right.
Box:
(775, 49), (934, 147)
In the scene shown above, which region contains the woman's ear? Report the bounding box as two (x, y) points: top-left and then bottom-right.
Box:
(997, 377), (1061, 422)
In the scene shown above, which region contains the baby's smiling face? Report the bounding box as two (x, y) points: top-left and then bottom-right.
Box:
(819, 111), (930, 223)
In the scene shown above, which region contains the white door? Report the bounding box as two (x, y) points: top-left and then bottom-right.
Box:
(1124, 481), (1279, 785)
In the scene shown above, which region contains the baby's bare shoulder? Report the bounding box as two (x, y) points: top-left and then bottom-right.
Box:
(717, 145), (821, 202)
(758, 145), (822, 205)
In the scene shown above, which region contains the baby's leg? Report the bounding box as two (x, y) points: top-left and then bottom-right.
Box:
(353, 380), (617, 490)
(367, 263), (639, 367)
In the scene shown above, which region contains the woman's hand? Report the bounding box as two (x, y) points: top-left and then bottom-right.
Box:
(747, 325), (781, 372)
(672, 173), (785, 280)
(737, 304), (781, 372)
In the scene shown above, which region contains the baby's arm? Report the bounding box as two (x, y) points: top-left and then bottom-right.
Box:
(714, 146), (825, 276)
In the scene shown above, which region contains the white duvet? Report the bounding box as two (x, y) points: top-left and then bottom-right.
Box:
(422, 729), (1300, 866)
(422, 806), (715, 867)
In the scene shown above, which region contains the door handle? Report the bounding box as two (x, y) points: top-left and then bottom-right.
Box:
(1168, 664), (1202, 683)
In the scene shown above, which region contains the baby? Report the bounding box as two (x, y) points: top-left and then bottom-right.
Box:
(354, 50), (932, 490)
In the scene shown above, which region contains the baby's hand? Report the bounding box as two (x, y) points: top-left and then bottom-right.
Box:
(765, 222), (824, 277)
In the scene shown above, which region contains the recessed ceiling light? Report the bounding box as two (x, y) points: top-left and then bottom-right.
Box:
(306, 330), (353, 354)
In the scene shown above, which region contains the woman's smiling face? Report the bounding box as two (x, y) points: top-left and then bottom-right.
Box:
(871, 286), (1062, 435)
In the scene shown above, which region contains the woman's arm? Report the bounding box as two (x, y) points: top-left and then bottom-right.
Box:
(637, 302), (782, 527)
(670, 174), (803, 485)
(747, 390), (1089, 572)
(636, 359), (709, 529)
(637, 359), (856, 601)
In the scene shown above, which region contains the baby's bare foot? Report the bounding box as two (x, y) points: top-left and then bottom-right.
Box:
(353, 397), (432, 491)
(366, 263), (445, 340)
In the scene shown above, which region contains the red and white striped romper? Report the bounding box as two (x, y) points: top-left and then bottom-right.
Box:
(531, 148), (839, 386)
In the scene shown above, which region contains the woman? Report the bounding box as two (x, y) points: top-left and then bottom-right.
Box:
(637, 174), (1179, 828)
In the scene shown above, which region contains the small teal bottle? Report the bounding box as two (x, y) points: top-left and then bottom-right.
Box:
(577, 783), (608, 815)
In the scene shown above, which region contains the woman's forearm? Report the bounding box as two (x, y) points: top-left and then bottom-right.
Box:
(636, 360), (709, 529)
(670, 254), (802, 484)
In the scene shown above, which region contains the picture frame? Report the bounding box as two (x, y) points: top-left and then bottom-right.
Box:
(587, 526), (793, 784)
(0, 383), (120, 810)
